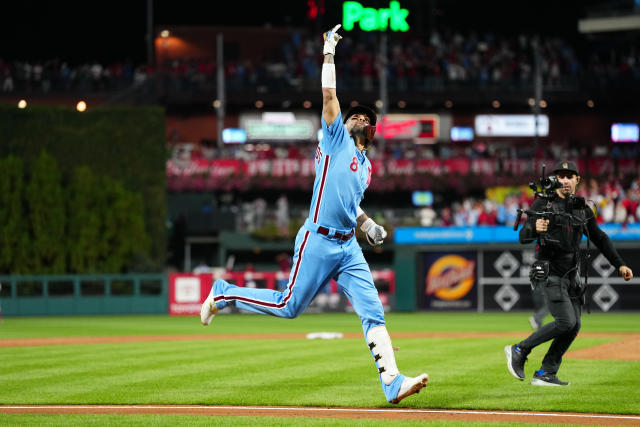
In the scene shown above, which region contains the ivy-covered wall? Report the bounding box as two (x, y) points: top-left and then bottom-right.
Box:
(0, 105), (166, 273)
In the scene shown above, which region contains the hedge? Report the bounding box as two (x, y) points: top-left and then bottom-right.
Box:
(0, 104), (166, 272)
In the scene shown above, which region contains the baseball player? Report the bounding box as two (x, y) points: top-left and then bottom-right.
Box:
(200, 24), (428, 404)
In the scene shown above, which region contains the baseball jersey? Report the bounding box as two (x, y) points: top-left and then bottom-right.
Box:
(308, 112), (372, 230)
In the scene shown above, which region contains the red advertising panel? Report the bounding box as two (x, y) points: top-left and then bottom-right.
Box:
(169, 273), (213, 316)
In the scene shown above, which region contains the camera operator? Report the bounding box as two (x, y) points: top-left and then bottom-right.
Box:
(505, 161), (633, 386)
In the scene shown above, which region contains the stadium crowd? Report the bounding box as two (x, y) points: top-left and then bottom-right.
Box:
(2, 28), (639, 94)
(173, 138), (640, 163)
(231, 173), (640, 236)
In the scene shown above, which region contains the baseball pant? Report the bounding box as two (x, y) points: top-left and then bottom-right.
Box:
(211, 224), (386, 337)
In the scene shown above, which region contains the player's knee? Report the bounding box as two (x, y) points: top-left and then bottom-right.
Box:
(280, 304), (301, 319)
(572, 318), (581, 334)
(555, 316), (577, 333)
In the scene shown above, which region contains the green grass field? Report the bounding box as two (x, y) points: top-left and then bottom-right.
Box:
(1, 312), (639, 425)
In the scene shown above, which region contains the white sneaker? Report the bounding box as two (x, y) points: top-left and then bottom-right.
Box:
(390, 373), (429, 404)
(200, 287), (218, 326)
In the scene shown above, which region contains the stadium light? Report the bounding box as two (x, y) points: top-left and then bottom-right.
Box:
(76, 101), (87, 112)
(160, 29), (170, 38)
(18, 99), (27, 109)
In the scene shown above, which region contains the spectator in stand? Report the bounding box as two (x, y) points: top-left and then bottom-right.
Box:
(419, 206), (437, 226)
(453, 202), (467, 226)
(193, 261), (212, 274)
(614, 198), (628, 224)
(477, 200), (498, 225)
(439, 206), (453, 226)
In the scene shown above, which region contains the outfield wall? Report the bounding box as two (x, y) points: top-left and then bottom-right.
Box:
(0, 274), (167, 317)
(394, 241), (640, 313)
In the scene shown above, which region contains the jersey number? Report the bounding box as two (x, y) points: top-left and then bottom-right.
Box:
(350, 158), (372, 186)
(350, 157), (358, 171)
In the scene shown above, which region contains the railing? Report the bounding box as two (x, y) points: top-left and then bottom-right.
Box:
(0, 274), (167, 317)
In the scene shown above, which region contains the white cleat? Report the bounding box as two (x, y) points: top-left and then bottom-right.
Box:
(200, 287), (218, 326)
(390, 373), (429, 404)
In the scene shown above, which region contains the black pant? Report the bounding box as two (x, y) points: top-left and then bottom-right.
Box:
(532, 285), (549, 326)
(518, 275), (582, 374)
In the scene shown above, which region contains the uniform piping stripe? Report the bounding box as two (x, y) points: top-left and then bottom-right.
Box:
(213, 231), (310, 309)
(312, 154), (330, 223)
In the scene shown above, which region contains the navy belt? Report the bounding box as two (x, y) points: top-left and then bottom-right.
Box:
(317, 226), (354, 242)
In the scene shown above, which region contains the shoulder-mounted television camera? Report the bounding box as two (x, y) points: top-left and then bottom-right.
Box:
(513, 164), (587, 245)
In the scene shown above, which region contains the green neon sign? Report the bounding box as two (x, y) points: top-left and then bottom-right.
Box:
(343, 1), (409, 32)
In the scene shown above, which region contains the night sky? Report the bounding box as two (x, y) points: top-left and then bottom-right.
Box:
(0, 0), (609, 65)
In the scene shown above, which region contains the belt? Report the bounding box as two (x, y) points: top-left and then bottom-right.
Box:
(317, 226), (354, 242)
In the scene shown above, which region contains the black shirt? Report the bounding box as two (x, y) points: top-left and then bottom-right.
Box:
(519, 196), (625, 277)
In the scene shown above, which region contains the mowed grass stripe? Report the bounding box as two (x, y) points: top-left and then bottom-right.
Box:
(2, 312), (639, 339)
(1, 339), (371, 404)
(0, 413), (575, 427)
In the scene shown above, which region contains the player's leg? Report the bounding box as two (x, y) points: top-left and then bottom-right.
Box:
(335, 242), (428, 403)
(202, 229), (338, 322)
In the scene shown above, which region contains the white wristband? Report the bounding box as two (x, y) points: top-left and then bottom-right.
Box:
(356, 206), (365, 218)
(321, 63), (336, 89)
(360, 218), (375, 233)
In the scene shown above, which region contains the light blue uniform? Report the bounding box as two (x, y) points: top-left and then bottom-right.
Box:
(210, 112), (402, 401)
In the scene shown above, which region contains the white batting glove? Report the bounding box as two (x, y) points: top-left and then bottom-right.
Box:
(323, 24), (343, 56)
(361, 218), (388, 246)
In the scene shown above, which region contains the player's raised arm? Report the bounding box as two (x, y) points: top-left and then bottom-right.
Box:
(321, 24), (342, 126)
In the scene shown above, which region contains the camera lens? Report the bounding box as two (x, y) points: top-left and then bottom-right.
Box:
(542, 175), (561, 191)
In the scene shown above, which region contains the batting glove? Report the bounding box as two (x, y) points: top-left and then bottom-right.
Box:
(323, 24), (343, 56)
(361, 218), (388, 246)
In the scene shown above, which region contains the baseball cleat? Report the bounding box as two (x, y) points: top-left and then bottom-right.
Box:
(390, 373), (429, 404)
(200, 287), (218, 326)
(505, 344), (527, 380)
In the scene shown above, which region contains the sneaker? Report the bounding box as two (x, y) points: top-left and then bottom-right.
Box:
(390, 373), (429, 404)
(531, 370), (569, 386)
(529, 316), (540, 330)
(200, 286), (218, 326)
(504, 345), (527, 380)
